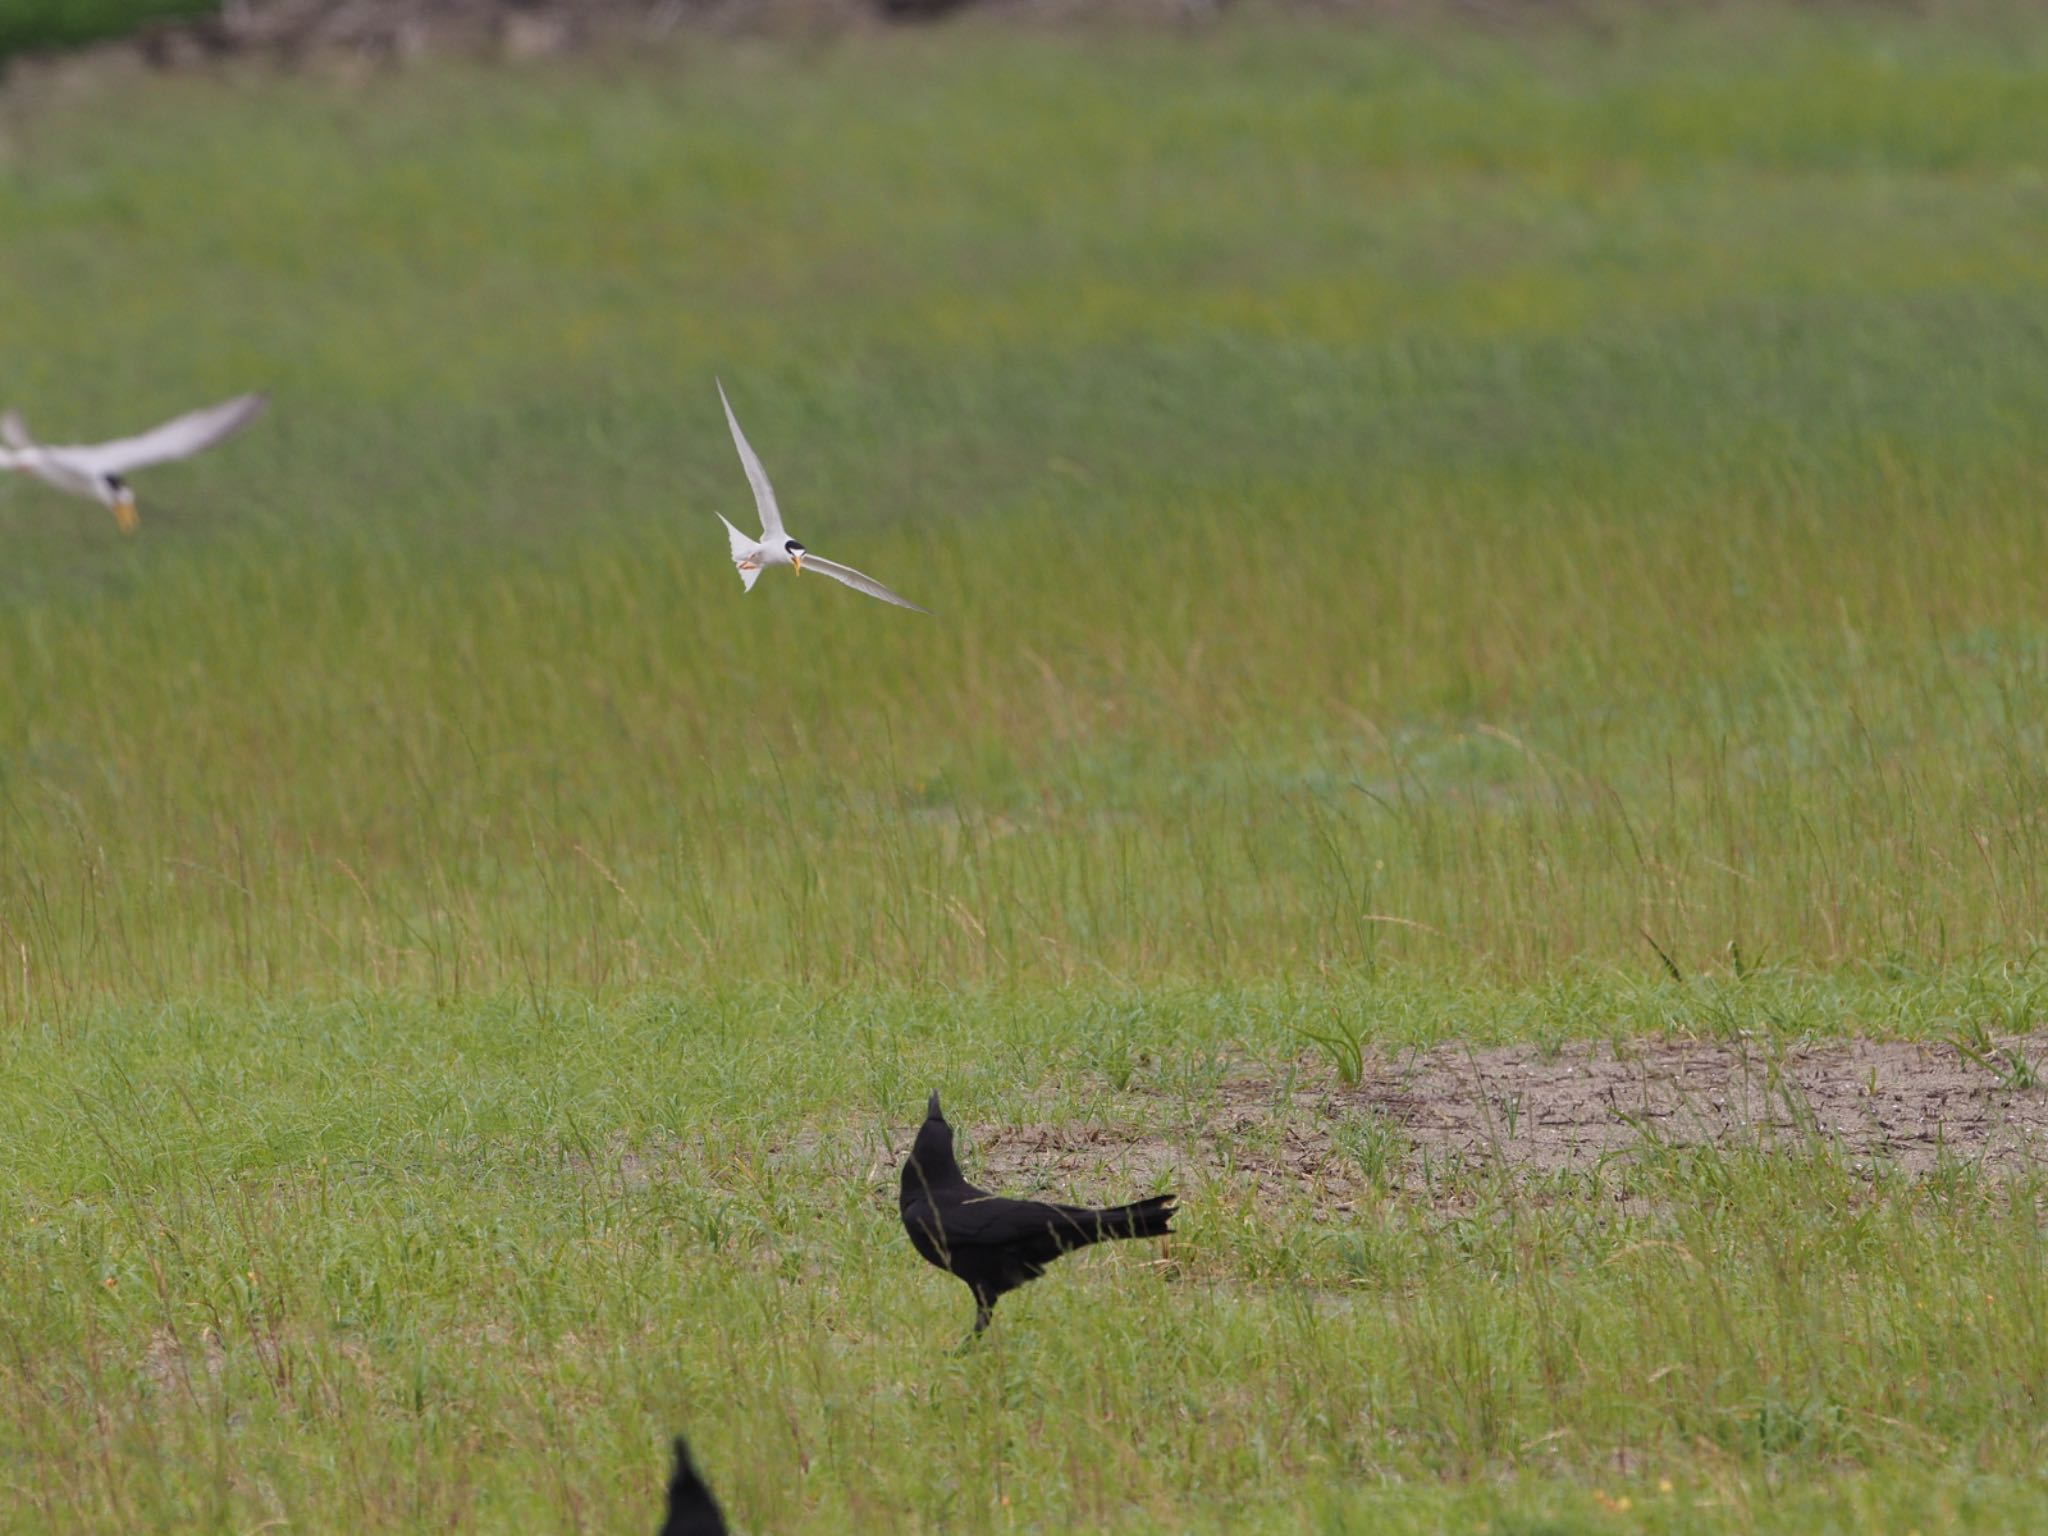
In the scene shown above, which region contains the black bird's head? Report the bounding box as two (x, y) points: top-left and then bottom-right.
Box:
(785, 538), (806, 575)
(922, 1090), (952, 1146)
(662, 1435), (728, 1536)
(901, 1090), (960, 1200)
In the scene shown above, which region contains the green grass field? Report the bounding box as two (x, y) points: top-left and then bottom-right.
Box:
(7, 5), (2048, 1530)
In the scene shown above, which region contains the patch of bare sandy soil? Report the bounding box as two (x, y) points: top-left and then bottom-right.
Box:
(969, 1035), (2048, 1214)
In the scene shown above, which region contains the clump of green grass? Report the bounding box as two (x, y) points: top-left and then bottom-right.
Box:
(1949, 1015), (2042, 1090)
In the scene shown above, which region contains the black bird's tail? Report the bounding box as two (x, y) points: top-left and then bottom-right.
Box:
(1087, 1192), (1177, 1242)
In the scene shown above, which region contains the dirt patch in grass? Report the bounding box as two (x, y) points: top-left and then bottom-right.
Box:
(968, 1034), (2048, 1213)
(1349, 1031), (2048, 1174)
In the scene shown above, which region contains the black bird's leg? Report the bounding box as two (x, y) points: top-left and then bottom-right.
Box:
(954, 1294), (995, 1350)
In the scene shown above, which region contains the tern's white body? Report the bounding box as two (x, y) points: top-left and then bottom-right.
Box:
(714, 380), (927, 614)
(717, 513), (794, 591)
(0, 393), (267, 532)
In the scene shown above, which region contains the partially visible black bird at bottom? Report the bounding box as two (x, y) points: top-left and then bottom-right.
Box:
(899, 1091), (1178, 1337)
(661, 1435), (728, 1536)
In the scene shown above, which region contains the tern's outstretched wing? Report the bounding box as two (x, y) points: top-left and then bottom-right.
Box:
(803, 553), (928, 613)
(716, 378), (785, 542)
(62, 393), (268, 475)
(0, 410), (33, 450)
(13, 450), (102, 502)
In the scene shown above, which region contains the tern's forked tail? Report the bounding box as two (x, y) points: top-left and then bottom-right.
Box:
(717, 513), (762, 592)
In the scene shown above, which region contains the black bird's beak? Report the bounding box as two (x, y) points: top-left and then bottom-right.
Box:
(927, 1090), (943, 1121)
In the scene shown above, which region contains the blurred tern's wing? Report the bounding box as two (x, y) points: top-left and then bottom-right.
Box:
(17, 452), (102, 501)
(802, 553), (929, 613)
(717, 378), (785, 542)
(0, 410), (33, 450)
(64, 393), (268, 475)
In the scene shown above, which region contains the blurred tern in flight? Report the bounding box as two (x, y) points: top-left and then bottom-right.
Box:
(0, 392), (268, 532)
(714, 379), (928, 613)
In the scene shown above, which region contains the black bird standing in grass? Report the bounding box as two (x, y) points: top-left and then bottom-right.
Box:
(899, 1091), (1178, 1336)
(660, 1436), (728, 1536)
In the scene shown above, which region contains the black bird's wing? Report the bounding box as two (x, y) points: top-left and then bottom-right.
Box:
(938, 1191), (1125, 1267)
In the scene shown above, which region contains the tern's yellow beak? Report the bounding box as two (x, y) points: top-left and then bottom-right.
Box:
(791, 550), (804, 576)
(112, 493), (139, 534)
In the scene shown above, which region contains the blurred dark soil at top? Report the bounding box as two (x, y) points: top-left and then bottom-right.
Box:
(14, 0), (1224, 76)
(2, 0), (1880, 80)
